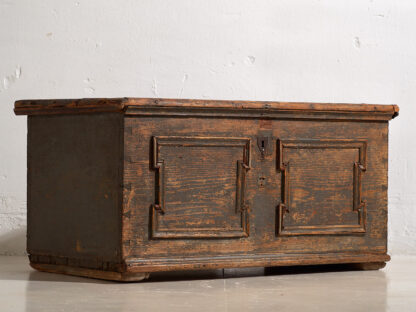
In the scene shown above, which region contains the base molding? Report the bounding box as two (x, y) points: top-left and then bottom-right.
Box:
(29, 252), (390, 281)
(350, 262), (387, 270)
(30, 263), (149, 282)
(125, 252), (390, 272)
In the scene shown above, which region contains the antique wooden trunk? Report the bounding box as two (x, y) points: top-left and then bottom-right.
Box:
(14, 98), (399, 281)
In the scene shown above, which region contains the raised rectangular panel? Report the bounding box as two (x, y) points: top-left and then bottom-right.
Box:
(277, 139), (367, 236)
(151, 136), (251, 239)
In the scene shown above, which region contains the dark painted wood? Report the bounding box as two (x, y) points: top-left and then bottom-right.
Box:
(15, 98), (398, 281)
(27, 113), (123, 264)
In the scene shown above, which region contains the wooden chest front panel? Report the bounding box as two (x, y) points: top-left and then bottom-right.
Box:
(123, 117), (388, 260)
(151, 136), (250, 238)
(277, 139), (367, 236)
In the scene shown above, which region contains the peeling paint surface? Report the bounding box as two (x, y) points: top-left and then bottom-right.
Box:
(353, 36), (361, 49)
(0, 0), (415, 255)
(2, 66), (21, 91)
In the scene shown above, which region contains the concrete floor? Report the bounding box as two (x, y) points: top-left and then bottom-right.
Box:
(0, 256), (415, 311)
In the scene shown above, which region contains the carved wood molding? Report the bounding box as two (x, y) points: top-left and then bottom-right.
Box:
(125, 252), (390, 272)
(277, 139), (367, 236)
(14, 98), (399, 121)
(151, 136), (251, 239)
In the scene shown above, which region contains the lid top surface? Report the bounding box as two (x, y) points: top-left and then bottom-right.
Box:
(14, 97), (399, 120)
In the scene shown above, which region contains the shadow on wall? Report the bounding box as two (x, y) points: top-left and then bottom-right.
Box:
(0, 226), (26, 255)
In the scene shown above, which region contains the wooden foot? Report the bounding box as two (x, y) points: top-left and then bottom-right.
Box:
(30, 262), (150, 282)
(351, 262), (386, 270)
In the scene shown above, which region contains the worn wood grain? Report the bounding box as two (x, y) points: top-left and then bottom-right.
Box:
(151, 136), (250, 239)
(122, 118), (389, 261)
(15, 98), (398, 281)
(277, 139), (367, 235)
(15, 98), (399, 121)
(30, 263), (149, 282)
(124, 252), (390, 273)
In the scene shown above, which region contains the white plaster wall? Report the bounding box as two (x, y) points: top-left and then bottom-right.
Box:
(0, 0), (415, 255)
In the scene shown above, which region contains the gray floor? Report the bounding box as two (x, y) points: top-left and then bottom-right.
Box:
(0, 256), (415, 312)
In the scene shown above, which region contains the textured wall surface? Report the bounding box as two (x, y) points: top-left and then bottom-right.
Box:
(0, 0), (414, 255)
